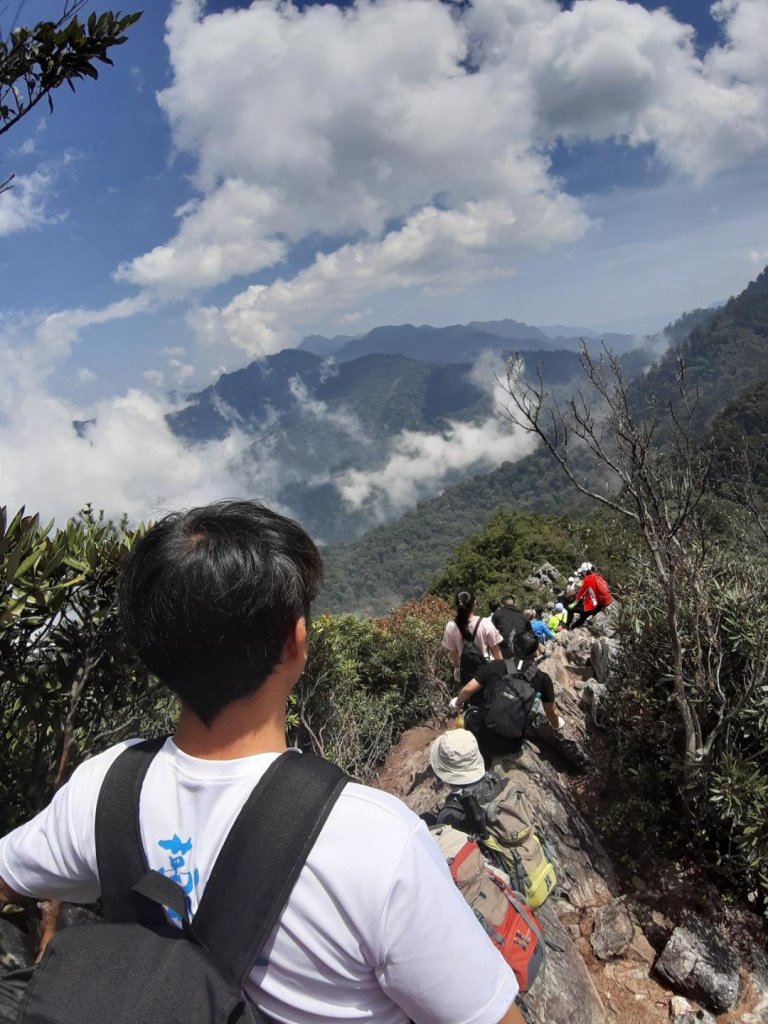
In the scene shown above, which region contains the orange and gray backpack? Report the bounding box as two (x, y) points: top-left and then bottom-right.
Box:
(430, 824), (544, 993)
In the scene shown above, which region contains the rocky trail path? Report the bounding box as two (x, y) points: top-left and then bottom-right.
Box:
(375, 617), (768, 1024)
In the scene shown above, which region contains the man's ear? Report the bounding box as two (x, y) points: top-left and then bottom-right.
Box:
(284, 616), (308, 664)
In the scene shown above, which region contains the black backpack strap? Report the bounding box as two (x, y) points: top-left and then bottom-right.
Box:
(95, 736), (169, 925)
(502, 658), (538, 686)
(190, 751), (347, 988)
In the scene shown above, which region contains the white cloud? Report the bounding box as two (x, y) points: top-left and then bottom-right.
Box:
(0, 317), (254, 525)
(288, 375), (365, 439)
(143, 369), (165, 388)
(336, 415), (536, 519)
(749, 248), (768, 265)
(0, 172), (53, 236)
(110, 0), (768, 357)
(335, 350), (532, 518)
(35, 294), (153, 361)
(76, 367), (97, 384)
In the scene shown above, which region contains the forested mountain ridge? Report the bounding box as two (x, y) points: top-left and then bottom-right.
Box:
(320, 268), (768, 613)
(635, 267), (768, 429)
(318, 447), (597, 613)
(167, 345), (626, 545)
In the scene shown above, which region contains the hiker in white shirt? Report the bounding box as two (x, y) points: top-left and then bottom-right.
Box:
(0, 500), (523, 1024)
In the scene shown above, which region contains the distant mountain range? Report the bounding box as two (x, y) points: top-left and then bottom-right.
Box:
(165, 285), (758, 564)
(319, 271), (768, 613)
(169, 321), (653, 543)
(298, 317), (639, 362)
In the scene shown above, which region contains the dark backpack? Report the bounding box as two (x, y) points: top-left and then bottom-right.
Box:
(482, 660), (538, 739)
(459, 619), (485, 684)
(13, 739), (347, 1024)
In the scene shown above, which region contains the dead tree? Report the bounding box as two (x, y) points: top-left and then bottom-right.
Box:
(500, 344), (716, 780)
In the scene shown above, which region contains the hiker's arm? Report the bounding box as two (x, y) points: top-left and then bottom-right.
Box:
(498, 1002), (525, 1024)
(489, 643), (503, 661)
(455, 679), (482, 708)
(542, 700), (561, 730)
(0, 875), (23, 907)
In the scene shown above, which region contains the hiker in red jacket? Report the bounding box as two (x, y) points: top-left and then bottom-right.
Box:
(570, 562), (612, 630)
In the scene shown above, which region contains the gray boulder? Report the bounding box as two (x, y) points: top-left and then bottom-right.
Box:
(675, 1013), (716, 1024)
(589, 637), (620, 687)
(520, 900), (606, 1024)
(587, 601), (621, 639)
(590, 901), (634, 961)
(579, 681), (608, 727)
(655, 912), (741, 1013)
(524, 562), (563, 591)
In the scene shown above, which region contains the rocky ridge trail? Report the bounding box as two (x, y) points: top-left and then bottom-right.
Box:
(375, 613), (768, 1024)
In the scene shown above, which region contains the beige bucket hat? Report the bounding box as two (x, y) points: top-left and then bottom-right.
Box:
(429, 730), (485, 786)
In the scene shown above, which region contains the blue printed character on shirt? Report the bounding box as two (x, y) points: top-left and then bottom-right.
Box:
(156, 834), (200, 925)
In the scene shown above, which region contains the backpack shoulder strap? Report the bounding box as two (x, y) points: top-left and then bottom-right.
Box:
(191, 751), (347, 988)
(521, 662), (539, 685)
(466, 617), (481, 644)
(95, 736), (169, 925)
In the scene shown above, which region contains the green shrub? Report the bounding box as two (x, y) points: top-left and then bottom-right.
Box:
(292, 597), (452, 781)
(0, 505), (171, 833)
(606, 547), (768, 910)
(429, 507), (628, 611)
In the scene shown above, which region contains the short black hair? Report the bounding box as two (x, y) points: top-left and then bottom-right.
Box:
(514, 629), (539, 659)
(119, 500), (323, 725)
(500, 594), (516, 606)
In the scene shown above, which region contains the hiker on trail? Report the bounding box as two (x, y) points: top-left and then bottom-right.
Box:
(419, 730), (489, 833)
(547, 603), (567, 633)
(526, 608), (553, 645)
(491, 594), (529, 659)
(449, 631), (563, 768)
(0, 501), (524, 1024)
(443, 590), (503, 686)
(570, 562), (612, 630)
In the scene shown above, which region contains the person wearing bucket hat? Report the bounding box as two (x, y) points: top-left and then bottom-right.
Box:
(430, 730), (486, 787)
(424, 731), (498, 835)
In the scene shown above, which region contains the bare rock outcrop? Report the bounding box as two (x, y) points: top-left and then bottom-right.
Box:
(655, 912), (742, 1013)
(520, 900), (606, 1024)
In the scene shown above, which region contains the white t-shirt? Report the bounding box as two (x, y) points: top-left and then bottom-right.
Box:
(0, 740), (518, 1024)
(442, 616), (504, 662)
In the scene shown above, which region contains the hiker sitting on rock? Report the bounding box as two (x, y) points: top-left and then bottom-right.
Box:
(526, 608), (553, 646)
(419, 731), (489, 832)
(449, 631), (563, 768)
(569, 562), (612, 630)
(547, 603), (567, 633)
(443, 589), (503, 686)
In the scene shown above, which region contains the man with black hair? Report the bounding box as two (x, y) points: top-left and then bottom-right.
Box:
(0, 501), (523, 1024)
(491, 595), (528, 659)
(450, 631), (562, 766)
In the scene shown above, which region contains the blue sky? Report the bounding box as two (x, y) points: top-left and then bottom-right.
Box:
(1, 0), (767, 521)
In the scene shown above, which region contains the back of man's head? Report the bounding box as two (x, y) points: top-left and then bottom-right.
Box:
(500, 594), (516, 607)
(119, 500), (322, 725)
(514, 629), (539, 660)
